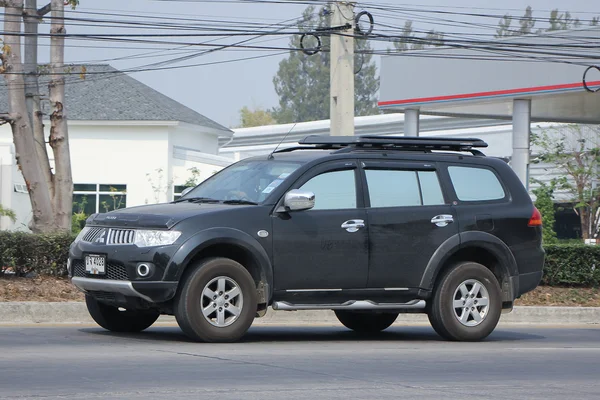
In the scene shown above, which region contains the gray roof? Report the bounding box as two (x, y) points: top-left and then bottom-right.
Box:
(0, 64), (231, 133)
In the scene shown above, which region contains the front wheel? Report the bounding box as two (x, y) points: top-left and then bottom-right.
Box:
(85, 295), (159, 332)
(428, 262), (502, 341)
(335, 310), (398, 333)
(175, 257), (257, 343)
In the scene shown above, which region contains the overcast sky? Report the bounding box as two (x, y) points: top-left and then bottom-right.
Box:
(36, 0), (600, 127)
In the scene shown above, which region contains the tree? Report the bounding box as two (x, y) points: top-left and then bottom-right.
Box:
(393, 21), (444, 51)
(531, 182), (558, 244)
(272, 5), (379, 124)
(531, 125), (600, 240)
(0, 0), (76, 233)
(495, 6), (540, 38)
(547, 10), (581, 31)
(0, 204), (16, 223)
(238, 106), (277, 127)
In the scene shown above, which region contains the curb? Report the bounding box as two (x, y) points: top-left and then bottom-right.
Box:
(1, 302), (599, 325)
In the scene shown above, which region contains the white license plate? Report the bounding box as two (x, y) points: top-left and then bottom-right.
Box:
(85, 254), (106, 275)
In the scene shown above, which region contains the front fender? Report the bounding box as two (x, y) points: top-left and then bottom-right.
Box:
(420, 231), (519, 292)
(164, 227), (273, 298)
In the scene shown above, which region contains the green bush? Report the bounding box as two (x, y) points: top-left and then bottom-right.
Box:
(0, 231), (75, 277)
(543, 244), (600, 287)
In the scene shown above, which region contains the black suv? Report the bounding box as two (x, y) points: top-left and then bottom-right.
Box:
(68, 135), (544, 342)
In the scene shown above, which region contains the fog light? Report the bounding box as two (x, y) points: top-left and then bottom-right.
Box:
(137, 263), (151, 278)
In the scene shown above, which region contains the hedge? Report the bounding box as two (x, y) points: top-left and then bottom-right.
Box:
(0, 231), (75, 277)
(542, 244), (600, 287)
(0, 232), (599, 286)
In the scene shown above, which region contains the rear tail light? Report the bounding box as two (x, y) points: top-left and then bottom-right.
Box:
(528, 207), (542, 227)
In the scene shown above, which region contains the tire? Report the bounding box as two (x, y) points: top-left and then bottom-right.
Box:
(175, 257), (257, 343)
(85, 295), (159, 333)
(427, 262), (502, 341)
(335, 310), (398, 333)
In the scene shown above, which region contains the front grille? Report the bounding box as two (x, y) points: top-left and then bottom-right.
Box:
(72, 260), (130, 281)
(82, 227), (105, 243)
(107, 229), (135, 245)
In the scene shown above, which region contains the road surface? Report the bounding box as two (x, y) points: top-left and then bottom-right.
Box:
(1, 323), (599, 399)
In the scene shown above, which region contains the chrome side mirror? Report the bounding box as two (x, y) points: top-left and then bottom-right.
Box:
(282, 189), (315, 211)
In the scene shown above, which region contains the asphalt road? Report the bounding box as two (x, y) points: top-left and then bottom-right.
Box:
(1, 323), (599, 399)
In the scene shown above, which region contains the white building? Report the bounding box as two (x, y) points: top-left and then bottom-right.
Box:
(0, 64), (233, 231)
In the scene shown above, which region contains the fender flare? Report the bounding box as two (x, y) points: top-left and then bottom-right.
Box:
(420, 231), (518, 293)
(164, 227), (273, 301)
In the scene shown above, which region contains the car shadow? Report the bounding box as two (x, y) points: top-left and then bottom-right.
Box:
(79, 324), (545, 344)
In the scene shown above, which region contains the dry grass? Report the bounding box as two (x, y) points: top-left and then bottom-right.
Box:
(1, 277), (599, 306)
(0, 276), (83, 302)
(515, 286), (600, 307)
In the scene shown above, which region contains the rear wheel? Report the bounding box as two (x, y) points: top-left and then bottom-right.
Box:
(85, 295), (159, 332)
(428, 262), (502, 341)
(175, 257), (257, 342)
(335, 311), (398, 333)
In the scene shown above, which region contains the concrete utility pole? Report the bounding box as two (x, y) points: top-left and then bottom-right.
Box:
(330, 1), (355, 136)
(512, 99), (531, 189)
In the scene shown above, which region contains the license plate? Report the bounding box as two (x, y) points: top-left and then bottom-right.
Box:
(85, 254), (106, 275)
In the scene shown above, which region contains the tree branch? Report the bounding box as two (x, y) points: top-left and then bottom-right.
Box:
(37, 2), (50, 16)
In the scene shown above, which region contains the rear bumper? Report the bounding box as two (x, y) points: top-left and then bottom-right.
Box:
(518, 270), (544, 296)
(71, 277), (177, 303)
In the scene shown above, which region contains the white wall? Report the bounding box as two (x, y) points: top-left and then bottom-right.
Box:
(0, 139), (32, 231)
(68, 123), (171, 206)
(169, 124), (232, 192)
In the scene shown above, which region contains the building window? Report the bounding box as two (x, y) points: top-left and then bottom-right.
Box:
(73, 184), (127, 215)
(173, 185), (190, 201)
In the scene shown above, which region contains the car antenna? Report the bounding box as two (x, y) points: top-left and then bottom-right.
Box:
(268, 123), (297, 160)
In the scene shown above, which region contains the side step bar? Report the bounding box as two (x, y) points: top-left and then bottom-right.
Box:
(272, 299), (426, 311)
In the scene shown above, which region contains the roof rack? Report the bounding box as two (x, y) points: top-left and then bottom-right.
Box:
(274, 135), (488, 156)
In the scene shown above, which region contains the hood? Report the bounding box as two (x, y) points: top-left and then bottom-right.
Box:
(88, 202), (240, 229)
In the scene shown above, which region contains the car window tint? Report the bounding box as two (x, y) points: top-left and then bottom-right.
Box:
(299, 170), (356, 210)
(448, 166), (505, 201)
(365, 170), (421, 207)
(418, 171), (445, 205)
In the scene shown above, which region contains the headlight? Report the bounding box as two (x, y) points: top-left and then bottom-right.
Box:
(73, 227), (91, 244)
(134, 230), (182, 247)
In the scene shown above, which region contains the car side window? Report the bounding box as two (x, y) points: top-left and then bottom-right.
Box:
(365, 169), (445, 208)
(448, 166), (505, 201)
(299, 169), (356, 210)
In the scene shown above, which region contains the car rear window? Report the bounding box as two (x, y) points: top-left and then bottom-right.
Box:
(448, 166), (505, 201)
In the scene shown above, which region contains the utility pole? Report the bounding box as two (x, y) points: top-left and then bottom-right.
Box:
(330, 1), (355, 136)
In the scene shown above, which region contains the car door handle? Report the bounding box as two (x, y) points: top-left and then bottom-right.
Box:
(431, 214), (454, 227)
(341, 219), (365, 233)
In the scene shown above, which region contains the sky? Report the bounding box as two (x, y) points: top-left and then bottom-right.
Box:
(25, 0), (600, 128)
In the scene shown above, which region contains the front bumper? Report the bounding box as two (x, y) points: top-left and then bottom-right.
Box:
(72, 277), (178, 303)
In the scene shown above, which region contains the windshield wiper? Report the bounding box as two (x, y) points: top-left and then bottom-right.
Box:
(221, 199), (258, 205)
(173, 197), (220, 204)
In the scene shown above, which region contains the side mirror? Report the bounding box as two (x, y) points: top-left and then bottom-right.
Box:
(181, 187), (194, 197)
(282, 189), (315, 211)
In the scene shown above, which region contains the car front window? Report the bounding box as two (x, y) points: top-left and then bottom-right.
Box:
(182, 160), (303, 204)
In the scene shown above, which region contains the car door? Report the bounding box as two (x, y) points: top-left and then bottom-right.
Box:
(271, 160), (369, 290)
(361, 160), (459, 289)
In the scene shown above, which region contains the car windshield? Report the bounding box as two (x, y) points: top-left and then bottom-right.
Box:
(180, 160), (303, 204)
